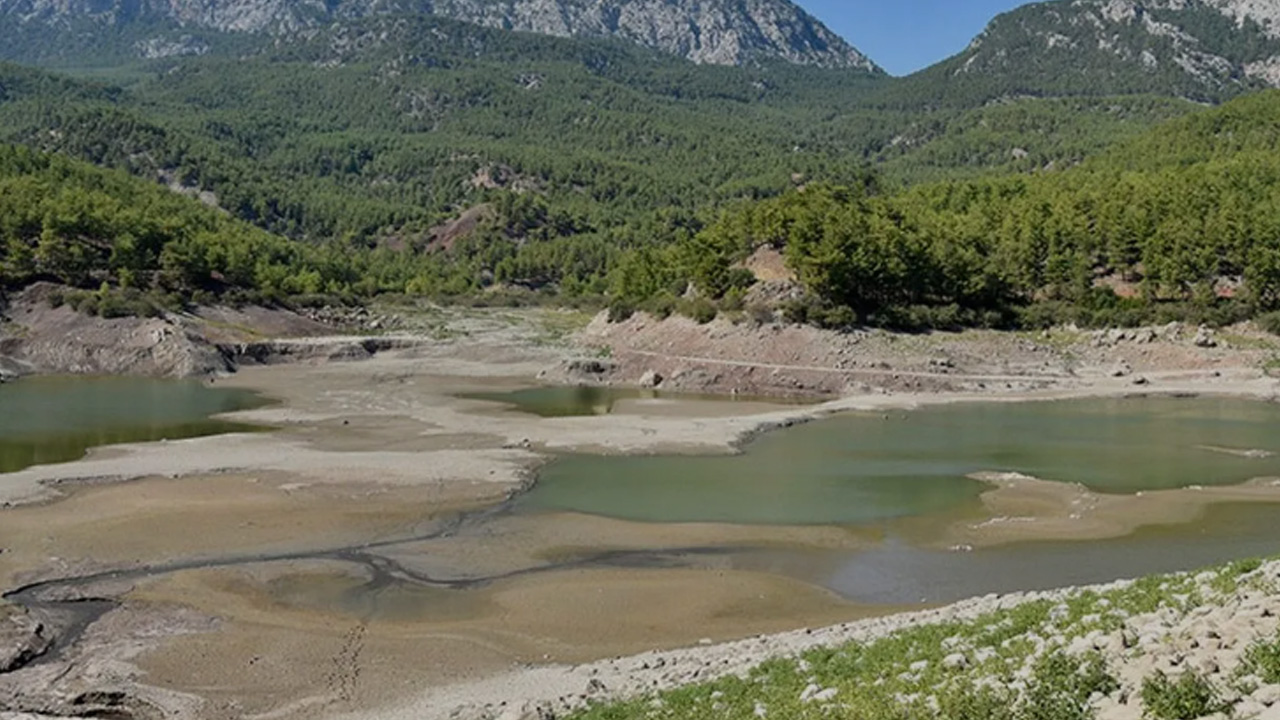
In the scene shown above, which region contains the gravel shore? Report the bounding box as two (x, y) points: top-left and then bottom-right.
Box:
(345, 559), (1280, 720)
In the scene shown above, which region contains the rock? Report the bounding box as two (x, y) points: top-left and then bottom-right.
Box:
(566, 359), (614, 375)
(639, 370), (664, 389)
(1194, 327), (1218, 348)
(497, 702), (545, 720)
(1254, 685), (1280, 707)
(943, 652), (969, 669)
(1111, 361), (1133, 378)
(1133, 376), (1149, 385)
(800, 684), (837, 703)
(1239, 700), (1269, 719)
(0, 608), (52, 673)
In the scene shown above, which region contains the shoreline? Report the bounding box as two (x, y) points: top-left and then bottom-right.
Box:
(2, 314), (1280, 720)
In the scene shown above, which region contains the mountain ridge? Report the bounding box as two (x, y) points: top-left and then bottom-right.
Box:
(909, 0), (1280, 103)
(0, 0), (879, 70)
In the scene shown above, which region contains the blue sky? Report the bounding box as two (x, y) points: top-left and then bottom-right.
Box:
(799, 1), (1031, 76)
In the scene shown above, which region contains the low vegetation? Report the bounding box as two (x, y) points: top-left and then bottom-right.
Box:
(567, 559), (1272, 720)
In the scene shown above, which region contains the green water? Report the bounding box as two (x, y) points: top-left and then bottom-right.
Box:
(462, 385), (812, 418)
(0, 376), (267, 473)
(522, 396), (1280, 525)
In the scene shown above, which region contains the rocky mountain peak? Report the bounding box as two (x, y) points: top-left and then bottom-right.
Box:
(0, 0), (880, 70)
(944, 0), (1280, 100)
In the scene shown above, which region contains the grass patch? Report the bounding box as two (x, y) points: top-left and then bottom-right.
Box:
(568, 560), (1272, 720)
(1243, 631), (1280, 685)
(535, 309), (594, 345)
(1140, 671), (1224, 720)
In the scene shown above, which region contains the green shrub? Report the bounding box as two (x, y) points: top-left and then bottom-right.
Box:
(1022, 651), (1118, 720)
(815, 304), (858, 330)
(1258, 311), (1280, 336)
(642, 292), (678, 320)
(607, 298), (635, 323)
(679, 297), (717, 324)
(1244, 631), (1280, 684)
(720, 286), (746, 312)
(938, 684), (1018, 720)
(746, 302), (775, 326)
(1141, 671), (1223, 720)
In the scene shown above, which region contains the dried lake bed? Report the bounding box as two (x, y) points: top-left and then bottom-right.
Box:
(3, 349), (1280, 720)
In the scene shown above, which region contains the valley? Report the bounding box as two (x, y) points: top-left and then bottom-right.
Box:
(2, 307), (1280, 719)
(7, 1), (1280, 719)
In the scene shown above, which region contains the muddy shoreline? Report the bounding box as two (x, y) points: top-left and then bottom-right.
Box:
(2, 308), (1280, 720)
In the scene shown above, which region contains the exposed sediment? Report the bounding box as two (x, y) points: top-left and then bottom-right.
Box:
(2, 307), (1280, 720)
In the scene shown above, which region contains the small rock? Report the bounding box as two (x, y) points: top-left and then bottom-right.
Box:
(639, 370), (664, 389)
(943, 652), (969, 670)
(1254, 685), (1280, 707)
(1194, 327), (1218, 348)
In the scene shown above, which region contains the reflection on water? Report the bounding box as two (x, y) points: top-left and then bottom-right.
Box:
(743, 502), (1280, 605)
(522, 396), (1280, 525)
(0, 376), (268, 473)
(461, 385), (812, 418)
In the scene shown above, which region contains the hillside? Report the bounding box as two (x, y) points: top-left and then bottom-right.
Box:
(0, 0), (878, 70)
(0, 144), (401, 307)
(7, 1), (1280, 325)
(612, 90), (1280, 331)
(0, 17), (1195, 246)
(895, 0), (1280, 105)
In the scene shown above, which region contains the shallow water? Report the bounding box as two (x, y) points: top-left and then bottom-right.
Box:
(522, 396), (1280, 525)
(0, 376), (267, 473)
(731, 502), (1280, 605)
(462, 385), (812, 417)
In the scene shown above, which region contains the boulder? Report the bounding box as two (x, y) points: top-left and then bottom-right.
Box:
(639, 370), (664, 389)
(0, 608), (51, 673)
(1193, 327), (1218, 348)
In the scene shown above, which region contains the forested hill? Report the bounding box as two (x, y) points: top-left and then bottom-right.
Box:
(888, 0), (1280, 106)
(6, 88), (1280, 333)
(0, 0), (877, 70)
(622, 90), (1280, 331)
(0, 15), (1195, 247)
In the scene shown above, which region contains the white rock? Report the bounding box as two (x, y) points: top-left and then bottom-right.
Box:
(1238, 700), (1268, 718)
(943, 652), (969, 669)
(1255, 685), (1280, 707)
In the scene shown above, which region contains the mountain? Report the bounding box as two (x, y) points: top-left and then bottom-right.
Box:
(901, 0), (1280, 104)
(0, 0), (878, 70)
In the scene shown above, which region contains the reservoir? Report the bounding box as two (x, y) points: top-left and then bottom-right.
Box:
(521, 395), (1280, 525)
(0, 376), (267, 473)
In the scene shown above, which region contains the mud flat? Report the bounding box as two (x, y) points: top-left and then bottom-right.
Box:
(2, 312), (1280, 720)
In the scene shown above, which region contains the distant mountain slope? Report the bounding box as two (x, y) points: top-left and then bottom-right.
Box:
(901, 0), (1280, 104)
(0, 0), (878, 70)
